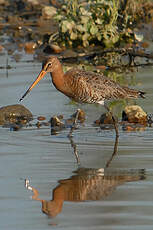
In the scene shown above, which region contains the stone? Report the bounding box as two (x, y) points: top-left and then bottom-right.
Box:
(0, 104), (33, 125)
(122, 105), (147, 124)
(42, 6), (57, 19)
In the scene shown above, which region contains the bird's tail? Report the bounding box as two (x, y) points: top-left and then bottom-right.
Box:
(122, 86), (146, 99)
(138, 91), (146, 98)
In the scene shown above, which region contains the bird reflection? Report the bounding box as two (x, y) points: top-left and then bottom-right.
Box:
(25, 130), (145, 218)
(25, 133), (145, 218)
(67, 123), (119, 166)
(25, 167), (145, 218)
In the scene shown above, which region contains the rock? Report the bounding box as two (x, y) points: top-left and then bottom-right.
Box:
(71, 109), (85, 123)
(96, 65), (107, 70)
(37, 116), (46, 121)
(122, 105), (147, 125)
(43, 44), (63, 54)
(36, 121), (42, 128)
(10, 124), (22, 131)
(50, 0), (61, 8)
(42, 6), (57, 19)
(26, 0), (39, 6)
(0, 104), (33, 125)
(0, 44), (4, 52)
(50, 116), (65, 128)
(24, 42), (37, 54)
(50, 115), (65, 135)
(50, 44), (63, 54)
(0, 0), (7, 5)
(95, 112), (117, 125)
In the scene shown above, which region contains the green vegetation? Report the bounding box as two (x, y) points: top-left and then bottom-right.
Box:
(55, 0), (120, 47)
(54, 0), (153, 48)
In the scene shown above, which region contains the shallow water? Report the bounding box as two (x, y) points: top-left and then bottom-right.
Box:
(0, 53), (153, 230)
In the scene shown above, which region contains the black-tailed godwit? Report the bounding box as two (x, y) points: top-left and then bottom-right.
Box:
(20, 56), (145, 137)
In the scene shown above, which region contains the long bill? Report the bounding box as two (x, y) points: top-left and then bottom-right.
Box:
(19, 70), (47, 101)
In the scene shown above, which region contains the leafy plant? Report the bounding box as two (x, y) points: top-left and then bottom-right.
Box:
(54, 0), (120, 47)
(54, 0), (153, 48)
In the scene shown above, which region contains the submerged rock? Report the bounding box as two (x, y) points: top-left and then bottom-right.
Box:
(0, 104), (33, 125)
(122, 105), (147, 125)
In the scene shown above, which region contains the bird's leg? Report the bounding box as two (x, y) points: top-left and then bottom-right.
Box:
(68, 109), (80, 137)
(104, 104), (119, 138)
(68, 135), (81, 165)
(105, 130), (119, 168)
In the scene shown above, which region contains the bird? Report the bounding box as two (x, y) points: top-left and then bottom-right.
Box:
(19, 56), (145, 137)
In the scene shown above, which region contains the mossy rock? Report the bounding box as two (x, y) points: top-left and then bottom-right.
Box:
(0, 104), (33, 125)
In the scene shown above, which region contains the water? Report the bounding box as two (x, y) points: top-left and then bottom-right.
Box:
(0, 53), (153, 230)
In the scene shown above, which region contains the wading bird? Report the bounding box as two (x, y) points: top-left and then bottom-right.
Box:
(20, 56), (145, 137)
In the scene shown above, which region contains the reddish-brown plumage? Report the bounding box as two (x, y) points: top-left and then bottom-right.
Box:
(20, 56), (145, 103)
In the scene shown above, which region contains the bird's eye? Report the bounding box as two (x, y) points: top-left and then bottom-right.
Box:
(43, 61), (53, 71)
(48, 63), (52, 68)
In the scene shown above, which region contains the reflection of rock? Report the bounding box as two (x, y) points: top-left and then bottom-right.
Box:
(122, 105), (147, 124)
(122, 123), (146, 132)
(0, 104), (33, 125)
(27, 168), (145, 218)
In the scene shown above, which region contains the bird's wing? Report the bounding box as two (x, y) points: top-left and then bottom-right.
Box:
(70, 69), (128, 102)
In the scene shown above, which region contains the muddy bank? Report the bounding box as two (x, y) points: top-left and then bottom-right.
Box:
(0, 0), (153, 66)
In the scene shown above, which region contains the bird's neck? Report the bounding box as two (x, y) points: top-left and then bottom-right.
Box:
(51, 65), (65, 92)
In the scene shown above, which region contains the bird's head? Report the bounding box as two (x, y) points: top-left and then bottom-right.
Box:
(19, 56), (60, 101)
(42, 56), (60, 73)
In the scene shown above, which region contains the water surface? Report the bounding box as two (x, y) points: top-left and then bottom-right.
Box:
(0, 53), (153, 230)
